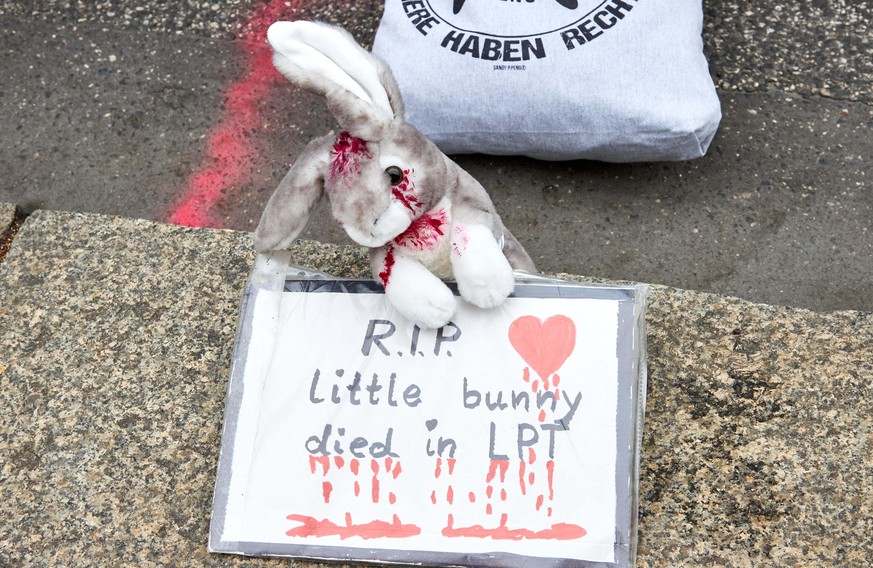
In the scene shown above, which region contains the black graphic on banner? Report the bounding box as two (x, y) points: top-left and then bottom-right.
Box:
(398, 0), (639, 64)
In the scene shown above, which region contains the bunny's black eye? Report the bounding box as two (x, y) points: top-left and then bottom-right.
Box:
(385, 166), (404, 186)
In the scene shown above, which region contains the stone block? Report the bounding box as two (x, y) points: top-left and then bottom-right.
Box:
(0, 211), (869, 565)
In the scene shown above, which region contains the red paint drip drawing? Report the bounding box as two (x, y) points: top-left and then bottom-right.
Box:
(442, 514), (586, 541)
(371, 459), (380, 503)
(394, 209), (448, 251)
(330, 131), (371, 181)
(309, 455), (329, 475)
(486, 460), (509, 484)
(286, 514), (421, 540)
(546, 459), (556, 500)
(167, 0), (300, 227)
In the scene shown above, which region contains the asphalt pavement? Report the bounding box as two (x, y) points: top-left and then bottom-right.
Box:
(1, 0), (870, 312)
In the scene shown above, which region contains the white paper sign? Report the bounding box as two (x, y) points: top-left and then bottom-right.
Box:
(210, 279), (645, 567)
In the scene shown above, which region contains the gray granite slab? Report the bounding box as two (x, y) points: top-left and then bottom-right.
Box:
(0, 211), (869, 566)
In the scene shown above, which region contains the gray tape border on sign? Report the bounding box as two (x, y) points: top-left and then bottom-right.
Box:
(209, 272), (647, 568)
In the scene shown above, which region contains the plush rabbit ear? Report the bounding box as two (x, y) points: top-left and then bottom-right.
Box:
(253, 136), (331, 253)
(268, 21), (404, 141)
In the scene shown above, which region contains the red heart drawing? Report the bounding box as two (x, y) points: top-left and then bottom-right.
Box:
(508, 315), (576, 379)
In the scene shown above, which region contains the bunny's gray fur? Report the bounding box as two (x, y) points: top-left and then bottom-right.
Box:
(255, 21), (535, 328)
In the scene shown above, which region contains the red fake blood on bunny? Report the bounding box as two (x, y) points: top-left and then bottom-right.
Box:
(394, 209), (448, 251)
(379, 246), (396, 287)
(330, 132), (371, 181)
(391, 169), (423, 214)
(452, 225), (469, 257)
(379, 210), (447, 286)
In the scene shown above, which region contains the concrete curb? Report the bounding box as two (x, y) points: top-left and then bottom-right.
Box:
(0, 209), (869, 566)
(0, 203), (20, 263)
(0, 203), (14, 234)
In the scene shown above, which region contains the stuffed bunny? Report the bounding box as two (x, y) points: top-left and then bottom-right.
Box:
(254, 21), (536, 329)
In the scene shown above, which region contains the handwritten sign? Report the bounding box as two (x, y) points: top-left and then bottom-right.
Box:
(210, 277), (646, 567)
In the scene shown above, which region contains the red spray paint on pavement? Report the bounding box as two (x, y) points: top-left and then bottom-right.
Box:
(167, 0), (302, 227)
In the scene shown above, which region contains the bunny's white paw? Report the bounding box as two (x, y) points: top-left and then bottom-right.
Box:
(451, 223), (515, 309)
(380, 251), (457, 329)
